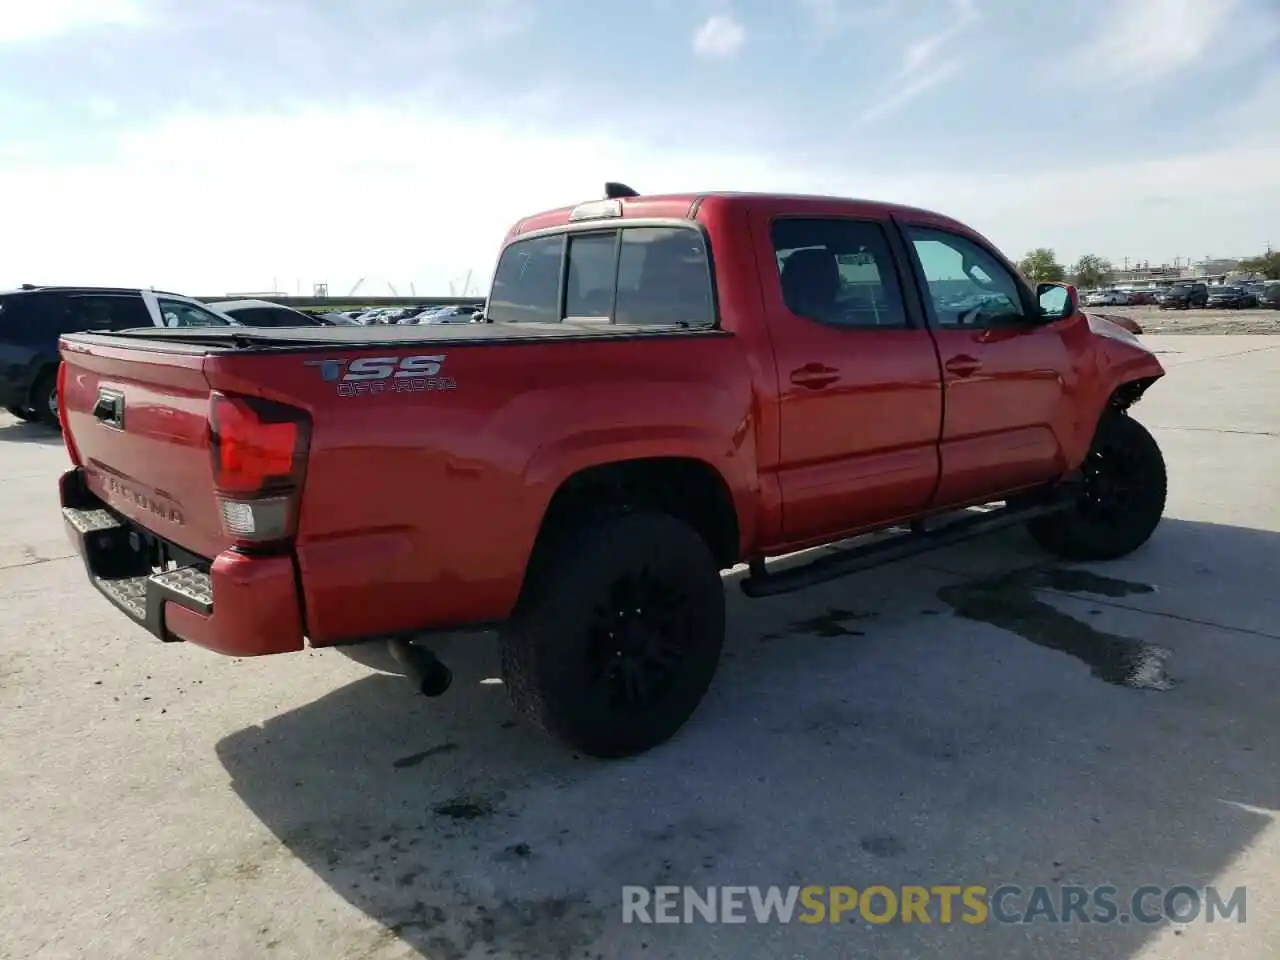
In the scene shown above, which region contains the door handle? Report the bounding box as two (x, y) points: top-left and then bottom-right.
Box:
(944, 355), (981, 378)
(790, 364), (840, 389)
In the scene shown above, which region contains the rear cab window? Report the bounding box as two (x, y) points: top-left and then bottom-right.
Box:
(487, 225), (715, 327)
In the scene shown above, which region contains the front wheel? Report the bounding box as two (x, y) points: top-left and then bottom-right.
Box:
(1027, 412), (1167, 562)
(4, 405), (38, 423)
(501, 512), (726, 758)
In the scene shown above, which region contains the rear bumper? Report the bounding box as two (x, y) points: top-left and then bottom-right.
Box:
(60, 468), (305, 657)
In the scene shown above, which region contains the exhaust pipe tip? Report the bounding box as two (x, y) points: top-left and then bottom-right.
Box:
(388, 638), (453, 698)
(416, 661), (453, 697)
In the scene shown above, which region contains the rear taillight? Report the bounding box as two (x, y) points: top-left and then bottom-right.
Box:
(56, 361), (81, 466)
(208, 393), (311, 549)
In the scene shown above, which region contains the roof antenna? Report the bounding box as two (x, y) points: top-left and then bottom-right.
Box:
(604, 182), (639, 199)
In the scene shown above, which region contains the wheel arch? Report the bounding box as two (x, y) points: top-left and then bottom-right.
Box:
(1107, 375), (1160, 412)
(24, 360), (59, 407)
(524, 456), (741, 590)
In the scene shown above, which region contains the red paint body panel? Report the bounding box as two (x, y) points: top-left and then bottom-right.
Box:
(165, 552), (305, 656)
(58, 191), (1165, 658)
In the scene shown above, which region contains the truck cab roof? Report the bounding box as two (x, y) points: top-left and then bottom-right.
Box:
(507, 190), (972, 241)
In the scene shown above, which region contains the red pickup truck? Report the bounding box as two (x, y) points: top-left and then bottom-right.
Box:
(57, 185), (1167, 757)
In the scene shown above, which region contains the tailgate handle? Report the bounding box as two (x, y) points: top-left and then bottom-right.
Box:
(93, 389), (125, 428)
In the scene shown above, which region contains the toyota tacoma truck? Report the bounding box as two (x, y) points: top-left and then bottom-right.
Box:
(56, 185), (1167, 757)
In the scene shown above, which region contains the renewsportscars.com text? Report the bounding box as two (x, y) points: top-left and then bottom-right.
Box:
(621, 884), (1246, 925)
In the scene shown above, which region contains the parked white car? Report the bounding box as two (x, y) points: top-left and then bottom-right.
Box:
(207, 299), (331, 327)
(1084, 290), (1130, 306)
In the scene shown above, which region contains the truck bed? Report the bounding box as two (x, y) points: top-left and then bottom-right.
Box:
(57, 316), (750, 647)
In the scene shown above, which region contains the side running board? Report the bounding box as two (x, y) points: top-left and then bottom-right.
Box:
(740, 494), (1073, 599)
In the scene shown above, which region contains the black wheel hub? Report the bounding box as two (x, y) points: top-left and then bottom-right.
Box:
(585, 567), (693, 708)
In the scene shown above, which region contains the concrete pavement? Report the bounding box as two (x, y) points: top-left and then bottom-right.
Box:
(1, 335), (1277, 960)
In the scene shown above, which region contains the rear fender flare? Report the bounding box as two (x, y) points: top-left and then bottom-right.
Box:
(521, 425), (760, 554)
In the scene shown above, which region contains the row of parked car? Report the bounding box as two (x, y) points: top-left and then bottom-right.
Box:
(1084, 281), (1280, 310)
(0, 284), (485, 426)
(332, 303), (484, 325)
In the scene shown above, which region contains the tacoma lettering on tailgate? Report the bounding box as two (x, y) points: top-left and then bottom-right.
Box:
(106, 476), (185, 525)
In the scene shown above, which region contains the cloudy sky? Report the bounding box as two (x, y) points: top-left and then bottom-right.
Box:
(1, 0), (1277, 295)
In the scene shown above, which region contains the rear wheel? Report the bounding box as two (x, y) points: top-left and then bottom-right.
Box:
(4, 405), (38, 422)
(501, 511), (725, 758)
(1028, 412), (1166, 561)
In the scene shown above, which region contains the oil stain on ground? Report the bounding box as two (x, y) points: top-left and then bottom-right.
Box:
(433, 796), (497, 820)
(938, 566), (1174, 690)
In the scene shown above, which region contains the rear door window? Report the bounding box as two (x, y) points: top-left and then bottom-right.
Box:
(63, 294), (151, 333)
(769, 218), (908, 327)
(0, 295), (40, 341)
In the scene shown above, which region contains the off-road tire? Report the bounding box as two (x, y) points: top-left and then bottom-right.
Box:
(1028, 412), (1166, 561)
(4, 405), (38, 422)
(501, 511), (725, 758)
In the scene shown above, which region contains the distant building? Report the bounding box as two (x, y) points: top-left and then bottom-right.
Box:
(1107, 256), (1243, 289)
(1189, 258), (1241, 278)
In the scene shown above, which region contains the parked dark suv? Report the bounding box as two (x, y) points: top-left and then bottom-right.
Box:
(1259, 283), (1280, 310)
(1, 285), (230, 425)
(1156, 283), (1209, 310)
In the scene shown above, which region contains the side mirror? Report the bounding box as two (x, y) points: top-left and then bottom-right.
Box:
(1036, 282), (1077, 321)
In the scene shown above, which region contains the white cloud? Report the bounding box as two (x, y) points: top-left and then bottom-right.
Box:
(0, 102), (1276, 294)
(1061, 0), (1253, 88)
(0, 0), (149, 44)
(857, 0), (979, 124)
(859, 60), (962, 124)
(797, 0), (900, 39)
(692, 13), (746, 58)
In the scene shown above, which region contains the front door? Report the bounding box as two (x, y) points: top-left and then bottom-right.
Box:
(751, 211), (944, 547)
(895, 219), (1076, 508)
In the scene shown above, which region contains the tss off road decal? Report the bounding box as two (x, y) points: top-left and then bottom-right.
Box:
(305, 355), (457, 396)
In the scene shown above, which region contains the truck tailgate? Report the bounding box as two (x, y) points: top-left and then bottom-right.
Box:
(60, 338), (228, 560)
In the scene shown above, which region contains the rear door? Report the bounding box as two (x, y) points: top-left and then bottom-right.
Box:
(749, 208), (944, 545)
(894, 216), (1076, 508)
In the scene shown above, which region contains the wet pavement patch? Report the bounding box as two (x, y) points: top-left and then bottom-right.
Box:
(938, 566), (1174, 690)
(790, 607), (875, 638)
(1034, 567), (1155, 599)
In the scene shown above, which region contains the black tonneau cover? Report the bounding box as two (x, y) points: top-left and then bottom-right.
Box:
(62, 319), (721, 353)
